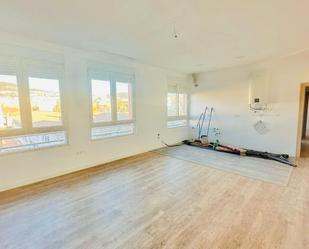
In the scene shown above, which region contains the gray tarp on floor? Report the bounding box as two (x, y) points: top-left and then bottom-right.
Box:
(154, 145), (293, 186)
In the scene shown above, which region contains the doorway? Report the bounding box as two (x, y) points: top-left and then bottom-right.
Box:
(296, 83), (309, 157)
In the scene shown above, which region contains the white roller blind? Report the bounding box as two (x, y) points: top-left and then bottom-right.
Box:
(24, 59), (64, 79)
(112, 71), (134, 83)
(88, 69), (110, 81)
(0, 56), (18, 75)
(168, 84), (177, 93)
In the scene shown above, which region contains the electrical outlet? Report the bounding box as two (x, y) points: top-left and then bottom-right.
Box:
(157, 133), (160, 139)
(76, 151), (85, 156)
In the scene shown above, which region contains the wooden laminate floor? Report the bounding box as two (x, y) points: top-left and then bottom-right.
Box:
(0, 152), (308, 249)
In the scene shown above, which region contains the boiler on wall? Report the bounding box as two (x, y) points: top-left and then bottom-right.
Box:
(248, 70), (270, 111)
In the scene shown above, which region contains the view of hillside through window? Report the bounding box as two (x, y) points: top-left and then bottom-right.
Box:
(29, 77), (62, 127)
(91, 79), (132, 123)
(0, 74), (21, 130)
(0, 75), (65, 153)
(116, 82), (131, 121)
(92, 79), (112, 122)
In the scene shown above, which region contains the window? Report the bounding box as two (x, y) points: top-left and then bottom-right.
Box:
(167, 84), (188, 128)
(0, 74), (21, 130)
(89, 70), (134, 139)
(178, 93), (187, 116)
(0, 58), (66, 154)
(116, 82), (132, 121)
(92, 79), (112, 123)
(167, 92), (178, 117)
(29, 77), (63, 128)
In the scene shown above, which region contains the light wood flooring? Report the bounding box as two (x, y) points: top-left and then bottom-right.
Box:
(0, 152), (308, 249)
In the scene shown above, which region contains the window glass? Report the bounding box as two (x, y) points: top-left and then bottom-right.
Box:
(179, 93), (187, 116)
(91, 123), (134, 140)
(91, 79), (112, 123)
(116, 82), (132, 121)
(0, 131), (66, 154)
(167, 93), (177, 116)
(0, 74), (21, 130)
(0, 59), (67, 155)
(29, 77), (62, 128)
(167, 84), (188, 128)
(89, 71), (135, 140)
(167, 120), (187, 128)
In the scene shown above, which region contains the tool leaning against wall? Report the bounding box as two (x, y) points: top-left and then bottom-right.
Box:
(162, 106), (297, 167)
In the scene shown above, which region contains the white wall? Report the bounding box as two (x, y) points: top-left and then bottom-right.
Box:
(190, 51), (309, 156)
(0, 32), (190, 192)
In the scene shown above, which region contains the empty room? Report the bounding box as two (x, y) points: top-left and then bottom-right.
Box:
(0, 1), (308, 249)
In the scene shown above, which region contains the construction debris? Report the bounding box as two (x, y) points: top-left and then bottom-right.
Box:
(183, 140), (297, 167)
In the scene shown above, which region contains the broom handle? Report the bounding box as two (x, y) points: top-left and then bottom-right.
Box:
(200, 107), (208, 137)
(197, 113), (203, 139)
(206, 108), (214, 137)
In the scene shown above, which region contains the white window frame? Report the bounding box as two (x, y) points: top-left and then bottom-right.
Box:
(0, 56), (67, 139)
(167, 84), (188, 127)
(88, 68), (135, 138)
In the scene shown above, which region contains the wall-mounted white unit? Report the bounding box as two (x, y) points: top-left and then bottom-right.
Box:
(248, 71), (270, 111)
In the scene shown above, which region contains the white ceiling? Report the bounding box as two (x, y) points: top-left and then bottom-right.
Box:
(0, 0), (309, 73)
